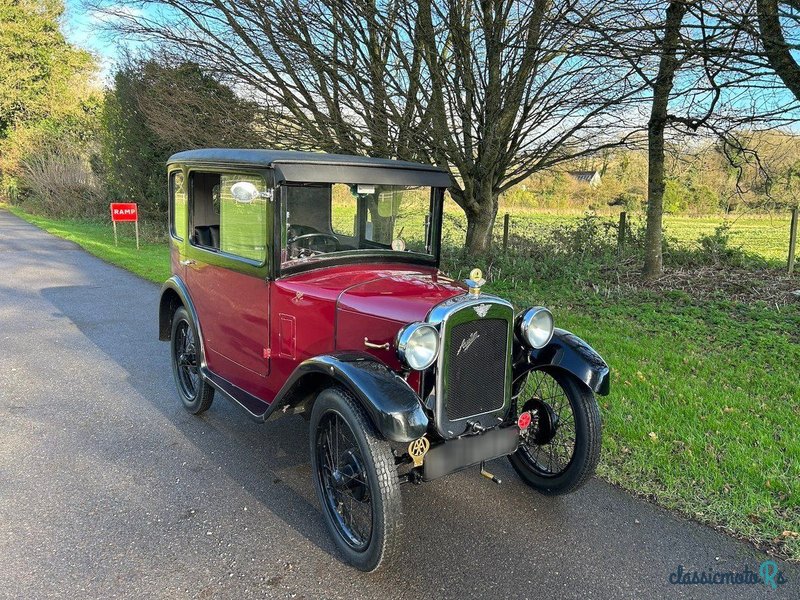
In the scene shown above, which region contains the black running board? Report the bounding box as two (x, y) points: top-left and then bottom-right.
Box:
(200, 367), (270, 422)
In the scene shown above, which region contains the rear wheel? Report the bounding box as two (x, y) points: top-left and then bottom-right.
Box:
(170, 306), (214, 414)
(309, 387), (402, 571)
(509, 369), (601, 495)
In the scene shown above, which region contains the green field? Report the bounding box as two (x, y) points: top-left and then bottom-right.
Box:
(486, 209), (795, 265)
(6, 203), (799, 561)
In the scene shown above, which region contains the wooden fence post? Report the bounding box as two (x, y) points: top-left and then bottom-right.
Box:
(617, 211), (627, 256)
(503, 213), (510, 251)
(789, 207), (798, 275)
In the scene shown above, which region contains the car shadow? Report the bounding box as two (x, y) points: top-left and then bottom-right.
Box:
(39, 283), (341, 558)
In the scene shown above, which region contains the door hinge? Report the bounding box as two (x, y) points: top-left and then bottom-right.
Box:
(263, 347), (272, 359)
(260, 189), (274, 202)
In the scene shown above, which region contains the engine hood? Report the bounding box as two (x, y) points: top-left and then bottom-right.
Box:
(337, 269), (466, 324)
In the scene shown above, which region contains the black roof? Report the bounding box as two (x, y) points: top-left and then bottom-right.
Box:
(168, 148), (445, 171)
(168, 148), (451, 187)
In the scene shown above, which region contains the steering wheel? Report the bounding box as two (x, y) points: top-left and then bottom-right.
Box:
(288, 232), (342, 256)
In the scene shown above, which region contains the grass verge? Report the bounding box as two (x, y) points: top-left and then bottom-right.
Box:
(5, 204), (799, 561)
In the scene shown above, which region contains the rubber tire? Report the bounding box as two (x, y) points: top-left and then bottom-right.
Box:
(309, 387), (402, 572)
(509, 370), (601, 495)
(170, 306), (214, 415)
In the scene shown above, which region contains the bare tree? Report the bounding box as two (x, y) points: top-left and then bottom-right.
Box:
(134, 59), (267, 149)
(582, 0), (799, 278)
(96, 0), (642, 254)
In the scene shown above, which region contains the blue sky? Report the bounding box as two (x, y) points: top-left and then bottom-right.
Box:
(62, 1), (142, 80)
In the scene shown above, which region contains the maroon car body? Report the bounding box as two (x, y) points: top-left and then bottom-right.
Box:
(158, 149), (610, 571)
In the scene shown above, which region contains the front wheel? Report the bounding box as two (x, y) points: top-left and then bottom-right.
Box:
(309, 387), (402, 572)
(509, 369), (601, 495)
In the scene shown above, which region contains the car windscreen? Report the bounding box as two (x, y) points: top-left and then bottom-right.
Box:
(280, 183), (438, 271)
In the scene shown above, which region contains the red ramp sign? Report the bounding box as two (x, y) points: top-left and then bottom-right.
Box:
(109, 203), (139, 248)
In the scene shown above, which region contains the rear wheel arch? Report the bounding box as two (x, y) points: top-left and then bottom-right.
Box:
(159, 288), (184, 341)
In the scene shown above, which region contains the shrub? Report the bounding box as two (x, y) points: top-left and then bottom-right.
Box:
(18, 140), (104, 217)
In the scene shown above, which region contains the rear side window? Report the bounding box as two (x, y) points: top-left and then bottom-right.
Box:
(189, 171), (268, 263)
(170, 171), (186, 240)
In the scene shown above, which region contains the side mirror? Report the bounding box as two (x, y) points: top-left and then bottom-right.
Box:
(230, 181), (260, 204)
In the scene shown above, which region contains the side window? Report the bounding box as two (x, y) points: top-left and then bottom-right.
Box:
(170, 171), (186, 240)
(441, 189), (466, 249)
(189, 171), (267, 263)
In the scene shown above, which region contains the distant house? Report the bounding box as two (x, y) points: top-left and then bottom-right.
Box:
(568, 170), (602, 188)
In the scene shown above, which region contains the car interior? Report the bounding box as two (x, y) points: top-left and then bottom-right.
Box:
(190, 172), (222, 250)
(285, 185), (357, 258)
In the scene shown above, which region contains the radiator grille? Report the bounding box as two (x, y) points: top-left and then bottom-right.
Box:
(444, 318), (508, 420)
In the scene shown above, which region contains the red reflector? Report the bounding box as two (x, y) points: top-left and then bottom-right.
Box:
(517, 412), (531, 430)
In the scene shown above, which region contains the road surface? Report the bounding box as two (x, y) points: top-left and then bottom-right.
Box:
(0, 209), (796, 599)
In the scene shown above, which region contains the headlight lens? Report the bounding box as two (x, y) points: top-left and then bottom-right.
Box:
(396, 323), (440, 370)
(518, 307), (554, 349)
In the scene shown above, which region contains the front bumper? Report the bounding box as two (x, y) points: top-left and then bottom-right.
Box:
(423, 426), (520, 480)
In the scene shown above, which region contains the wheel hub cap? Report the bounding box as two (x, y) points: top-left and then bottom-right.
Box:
(523, 398), (559, 445)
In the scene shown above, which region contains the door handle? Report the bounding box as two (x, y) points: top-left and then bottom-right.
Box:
(364, 337), (390, 350)
(180, 259), (196, 266)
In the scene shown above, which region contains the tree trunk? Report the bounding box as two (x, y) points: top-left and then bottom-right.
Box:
(757, 0), (800, 102)
(644, 120), (666, 278)
(459, 177), (499, 256)
(465, 207), (497, 255)
(643, 1), (688, 280)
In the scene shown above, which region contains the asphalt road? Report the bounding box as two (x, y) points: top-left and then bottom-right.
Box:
(0, 208), (796, 600)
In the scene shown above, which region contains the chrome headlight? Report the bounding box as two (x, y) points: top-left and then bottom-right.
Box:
(517, 307), (554, 349)
(396, 322), (439, 370)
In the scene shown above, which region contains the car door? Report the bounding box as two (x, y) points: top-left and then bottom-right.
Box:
(183, 167), (272, 397)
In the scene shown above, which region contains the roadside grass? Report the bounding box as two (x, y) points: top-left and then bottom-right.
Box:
(5, 203), (799, 561)
(446, 256), (800, 562)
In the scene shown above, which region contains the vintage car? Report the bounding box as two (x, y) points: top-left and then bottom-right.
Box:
(158, 149), (610, 571)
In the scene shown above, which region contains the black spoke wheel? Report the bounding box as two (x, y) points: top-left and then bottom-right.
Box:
(170, 307), (214, 414)
(509, 369), (601, 495)
(310, 387), (401, 571)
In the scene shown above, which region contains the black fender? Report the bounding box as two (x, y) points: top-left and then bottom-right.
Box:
(158, 276), (201, 344)
(515, 328), (610, 395)
(267, 352), (429, 443)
